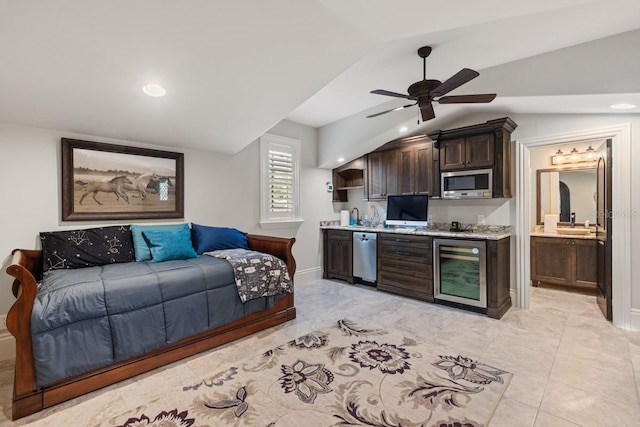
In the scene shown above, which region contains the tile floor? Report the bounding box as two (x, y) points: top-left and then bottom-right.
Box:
(1, 279), (640, 426)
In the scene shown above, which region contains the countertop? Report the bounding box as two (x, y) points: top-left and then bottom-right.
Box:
(320, 222), (511, 240)
(530, 231), (596, 240)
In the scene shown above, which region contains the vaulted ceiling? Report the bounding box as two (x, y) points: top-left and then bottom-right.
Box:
(1, 0), (638, 167)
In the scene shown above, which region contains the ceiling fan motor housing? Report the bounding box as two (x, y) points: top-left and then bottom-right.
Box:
(408, 79), (442, 98)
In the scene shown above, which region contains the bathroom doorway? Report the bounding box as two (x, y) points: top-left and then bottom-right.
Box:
(515, 124), (631, 329)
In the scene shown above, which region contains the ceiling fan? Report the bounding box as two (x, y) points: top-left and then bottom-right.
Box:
(367, 46), (496, 122)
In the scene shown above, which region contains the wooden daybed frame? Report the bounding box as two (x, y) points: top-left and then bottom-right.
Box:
(5, 234), (296, 420)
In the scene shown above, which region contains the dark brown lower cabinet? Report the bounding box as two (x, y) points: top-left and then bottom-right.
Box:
(322, 229), (511, 318)
(530, 236), (597, 291)
(323, 229), (353, 283)
(377, 233), (433, 302)
(486, 238), (512, 319)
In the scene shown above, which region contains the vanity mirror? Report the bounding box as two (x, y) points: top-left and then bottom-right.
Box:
(536, 166), (596, 225)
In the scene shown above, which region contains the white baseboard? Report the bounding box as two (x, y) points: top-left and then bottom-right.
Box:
(510, 289), (518, 308)
(0, 331), (15, 362)
(294, 267), (322, 285)
(629, 309), (640, 331)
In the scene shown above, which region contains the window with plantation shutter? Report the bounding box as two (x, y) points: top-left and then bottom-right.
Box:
(259, 133), (303, 229)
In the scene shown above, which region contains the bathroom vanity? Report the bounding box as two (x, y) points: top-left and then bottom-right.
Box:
(530, 233), (597, 292)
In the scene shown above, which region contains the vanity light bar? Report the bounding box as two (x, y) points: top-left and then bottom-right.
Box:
(551, 146), (597, 165)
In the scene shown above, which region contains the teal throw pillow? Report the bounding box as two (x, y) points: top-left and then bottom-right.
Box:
(130, 223), (188, 262)
(142, 226), (198, 263)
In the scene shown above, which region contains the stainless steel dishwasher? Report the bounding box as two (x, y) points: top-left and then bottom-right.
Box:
(353, 232), (377, 285)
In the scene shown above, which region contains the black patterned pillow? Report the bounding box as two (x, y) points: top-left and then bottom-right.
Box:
(40, 226), (135, 272)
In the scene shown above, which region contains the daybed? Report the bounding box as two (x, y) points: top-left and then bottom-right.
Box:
(5, 225), (296, 420)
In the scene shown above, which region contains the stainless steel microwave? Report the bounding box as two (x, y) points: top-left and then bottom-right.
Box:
(441, 168), (492, 199)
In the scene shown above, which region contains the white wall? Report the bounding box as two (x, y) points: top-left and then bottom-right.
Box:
(3, 111), (638, 324)
(0, 120), (335, 319)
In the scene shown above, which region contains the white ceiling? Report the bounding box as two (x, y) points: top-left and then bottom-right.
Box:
(0, 0), (639, 160)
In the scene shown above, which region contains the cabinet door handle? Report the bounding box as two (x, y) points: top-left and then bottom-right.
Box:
(396, 251), (411, 256)
(396, 265), (411, 270)
(394, 238), (411, 243)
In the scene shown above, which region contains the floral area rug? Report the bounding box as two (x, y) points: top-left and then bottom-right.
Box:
(114, 319), (512, 427)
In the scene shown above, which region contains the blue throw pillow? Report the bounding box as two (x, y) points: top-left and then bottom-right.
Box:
(142, 226), (198, 263)
(191, 223), (248, 254)
(130, 223), (188, 262)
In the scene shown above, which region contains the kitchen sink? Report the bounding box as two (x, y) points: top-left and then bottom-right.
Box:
(556, 228), (592, 236)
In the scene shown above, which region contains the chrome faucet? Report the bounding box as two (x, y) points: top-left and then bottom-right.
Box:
(351, 207), (360, 225)
(570, 212), (576, 227)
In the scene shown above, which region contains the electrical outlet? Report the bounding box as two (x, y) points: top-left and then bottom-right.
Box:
(0, 314), (6, 331)
(477, 215), (485, 225)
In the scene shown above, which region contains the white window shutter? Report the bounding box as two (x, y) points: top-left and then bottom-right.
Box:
(260, 134), (303, 229)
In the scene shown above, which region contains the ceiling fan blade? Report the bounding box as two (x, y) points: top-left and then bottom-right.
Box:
(419, 102), (435, 121)
(366, 103), (417, 118)
(371, 89), (414, 100)
(430, 68), (479, 97)
(437, 94), (497, 104)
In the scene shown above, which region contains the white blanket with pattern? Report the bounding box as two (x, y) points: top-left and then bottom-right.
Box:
(204, 248), (292, 302)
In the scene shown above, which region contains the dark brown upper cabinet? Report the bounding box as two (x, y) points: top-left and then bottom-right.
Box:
(397, 140), (439, 196)
(429, 117), (517, 198)
(333, 117), (514, 202)
(367, 135), (440, 200)
(439, 134), (494, 170)
(367, 149), (398, 200)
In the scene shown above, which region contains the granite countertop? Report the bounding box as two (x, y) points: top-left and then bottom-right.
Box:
(320, 221), (511, 240)
(530, 230), (596, 240)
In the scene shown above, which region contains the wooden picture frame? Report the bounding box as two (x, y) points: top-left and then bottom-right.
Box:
(61, 138), (184, 221)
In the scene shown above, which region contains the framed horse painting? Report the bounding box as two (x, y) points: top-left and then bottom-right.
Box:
(61, 138), (184, 221)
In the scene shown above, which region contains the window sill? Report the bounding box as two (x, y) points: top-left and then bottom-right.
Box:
(259, 218), (304, 230)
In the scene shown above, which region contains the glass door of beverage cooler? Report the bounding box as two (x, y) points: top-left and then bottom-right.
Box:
(434, 239), (487, 308)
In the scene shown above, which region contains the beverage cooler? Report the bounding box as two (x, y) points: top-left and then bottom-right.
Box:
(433, 239), (487, 308)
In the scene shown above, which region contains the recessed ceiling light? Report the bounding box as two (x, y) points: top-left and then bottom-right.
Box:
(337, 157), (345, 163)
(609, 103), (637, 110)
(142, 83), (166, 97)
(399, 126), (408, 133)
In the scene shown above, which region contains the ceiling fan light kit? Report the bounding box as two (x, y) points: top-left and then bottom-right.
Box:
(367, 46), (496, 121)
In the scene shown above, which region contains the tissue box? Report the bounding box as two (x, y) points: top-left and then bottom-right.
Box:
(544, 214), (558, 233)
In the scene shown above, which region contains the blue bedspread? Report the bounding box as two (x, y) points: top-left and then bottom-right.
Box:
(31, 256), (281, 387)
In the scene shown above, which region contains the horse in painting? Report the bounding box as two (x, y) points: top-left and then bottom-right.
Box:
(123, 173), (160, 201)
(77, 175), (132, 205)
(146, 176), (173, 194)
